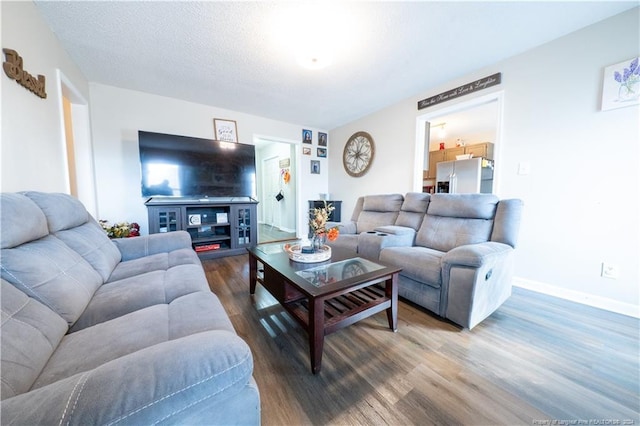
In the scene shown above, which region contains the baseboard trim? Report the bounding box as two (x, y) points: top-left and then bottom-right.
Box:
(513, 277), (639, 319)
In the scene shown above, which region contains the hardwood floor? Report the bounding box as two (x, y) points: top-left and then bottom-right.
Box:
(203, 254), (640, 425)
(258, 223), (297, 244)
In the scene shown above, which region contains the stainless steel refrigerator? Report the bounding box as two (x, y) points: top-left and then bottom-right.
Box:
(436, 158), (494, 194)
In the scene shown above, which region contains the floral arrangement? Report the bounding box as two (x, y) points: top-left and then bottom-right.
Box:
(99, 220), (140, 238)
(613, 57), (639, 100)
(309, 202), (339, 242)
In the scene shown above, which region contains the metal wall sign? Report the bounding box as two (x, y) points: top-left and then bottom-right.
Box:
(418, 73), (500, 110)
(3, 48), (47, 99)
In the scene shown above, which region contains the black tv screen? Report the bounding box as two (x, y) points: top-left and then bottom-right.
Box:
(138, 131), (256, 198)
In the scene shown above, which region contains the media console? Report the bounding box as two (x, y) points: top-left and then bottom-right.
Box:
(145, 197), (258, 259)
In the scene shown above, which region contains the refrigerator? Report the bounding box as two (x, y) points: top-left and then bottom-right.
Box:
(436, 158), (494, 194)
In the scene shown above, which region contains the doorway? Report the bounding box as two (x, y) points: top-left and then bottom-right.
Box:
(414, 91), (504, 194)
(58, 70), (97, 217)
(255, 137), (298, 243)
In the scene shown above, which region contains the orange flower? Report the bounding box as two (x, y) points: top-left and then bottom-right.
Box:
(327, 227), (339, 241)
(282, 170), (291, 184)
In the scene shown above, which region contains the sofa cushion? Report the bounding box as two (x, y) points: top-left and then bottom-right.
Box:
(1, 235), (103, 326)
(106, 248), (201, 283)
(33, 291), (235, 389)
(22, 192), (89, 232)
(415, 194), (498, 252)
(71, 264), (210, 332)
(426, 193), (498, 219)
(379, 246), (444, 288)
(395, 192), (430, 230)
(357, 194), (404, 233)
(0, 193), (49, 249)
(1, 279), (68, 399)
(23, 192), (122, 282)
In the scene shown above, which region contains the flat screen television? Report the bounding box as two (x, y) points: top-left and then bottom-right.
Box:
(138, 131), (256, 199)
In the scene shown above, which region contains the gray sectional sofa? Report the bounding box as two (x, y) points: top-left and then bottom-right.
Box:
(327, 192), (523, 329)
(0, 192), (260, 425)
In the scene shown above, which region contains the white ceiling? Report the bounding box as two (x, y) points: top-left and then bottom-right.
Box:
(34, 1), (637, 130)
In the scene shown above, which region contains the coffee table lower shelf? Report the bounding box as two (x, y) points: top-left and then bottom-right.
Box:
(286, 285), (392, 335)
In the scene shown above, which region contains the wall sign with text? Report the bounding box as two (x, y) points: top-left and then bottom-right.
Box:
(418, 73), (501, 110)
(3, 48), (47, 99)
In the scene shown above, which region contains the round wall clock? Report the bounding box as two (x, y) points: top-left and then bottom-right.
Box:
(343, 131), (375, 177)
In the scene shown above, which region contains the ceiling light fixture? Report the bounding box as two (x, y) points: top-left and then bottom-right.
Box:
(436, 123), (446, 139)
(271, 4), (353, 71)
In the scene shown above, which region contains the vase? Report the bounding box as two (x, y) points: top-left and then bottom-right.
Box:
(312, 234), (326, 252)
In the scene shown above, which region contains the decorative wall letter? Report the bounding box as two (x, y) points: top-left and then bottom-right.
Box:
(3, 48), (47, 99)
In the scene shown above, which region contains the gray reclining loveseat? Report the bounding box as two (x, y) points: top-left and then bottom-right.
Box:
(328, 192), (523, 329)
(0, 192), (260, 425)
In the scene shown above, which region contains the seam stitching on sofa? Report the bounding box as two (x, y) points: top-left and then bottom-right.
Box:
(106, 351), (251, 425)
(2, 299), (61, 351)
(1, 266), (58, 313)
(150, 369), (248, 425)
(1, 374), (19, 396)
(58, 371), (90, 426)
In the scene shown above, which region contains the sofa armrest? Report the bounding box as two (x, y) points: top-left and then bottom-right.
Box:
(442, 241), (512, 268)
(1, 331), (258, 425)
(441, 242), (515, 329)
(327, 220), (357, 235)
(358, 226), (416, 260)
(112, 230), (193, 261)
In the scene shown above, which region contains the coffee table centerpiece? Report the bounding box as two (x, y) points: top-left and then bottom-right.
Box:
(286, 201), (339, 263)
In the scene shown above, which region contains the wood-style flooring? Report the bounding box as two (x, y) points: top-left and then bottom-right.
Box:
(258, 223), (296, 244)
(202, 254), (640, 426)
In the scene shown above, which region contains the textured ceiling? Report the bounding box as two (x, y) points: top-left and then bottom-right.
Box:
(34, 1), (637, 129)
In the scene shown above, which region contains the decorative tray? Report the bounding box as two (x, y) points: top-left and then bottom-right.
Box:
(283, 243), (331, 263)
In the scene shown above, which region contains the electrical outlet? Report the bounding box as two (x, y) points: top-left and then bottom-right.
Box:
(601, 262), (619, 279)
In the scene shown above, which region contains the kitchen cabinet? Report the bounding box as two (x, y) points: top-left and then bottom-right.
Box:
(425, 142), (494, 180)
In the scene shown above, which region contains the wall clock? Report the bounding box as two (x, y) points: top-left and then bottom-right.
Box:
(343, 131), (375, 177)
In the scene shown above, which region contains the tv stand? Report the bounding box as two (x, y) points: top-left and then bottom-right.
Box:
(145, 197), (258, 259)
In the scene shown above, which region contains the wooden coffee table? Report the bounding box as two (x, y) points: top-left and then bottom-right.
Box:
(247, 242), (401, 374)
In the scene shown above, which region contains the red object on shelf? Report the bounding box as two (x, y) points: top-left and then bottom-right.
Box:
(195, 244), (220, 252)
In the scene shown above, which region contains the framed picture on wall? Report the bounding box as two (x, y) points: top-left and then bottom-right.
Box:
(311, 160), (320, 174)
(302, 129), (312, 144)
(317, 148), (327, 158)
(318, 132), (327, 146)
(601, 57), (640, 111)
(303, 147), (311, 155)
(213, 118), (238, 142)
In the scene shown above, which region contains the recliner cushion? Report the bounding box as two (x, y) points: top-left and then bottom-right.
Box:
(23, 192), (122, 282)
(1, 235), (103, 326)
(395, 192), (430, 230)
(380, 246), (443, 288)
(33, 291), (235, 390)
(356, 194), (404, 233)
(416, 194), (497, 252)
(0, 193), (49, 249)
(1, 279), (68, 399)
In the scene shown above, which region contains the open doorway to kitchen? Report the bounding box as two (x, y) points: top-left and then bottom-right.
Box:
(254, 137), (298, 243)
(414, 91), (504, 194)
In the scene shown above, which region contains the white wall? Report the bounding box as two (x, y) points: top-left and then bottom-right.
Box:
(89, 83), (328, 236)
(329, 8), (640, 316)
(1, 1), (89, 193)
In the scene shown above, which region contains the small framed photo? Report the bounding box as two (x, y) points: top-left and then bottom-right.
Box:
(318, 132), (327, 146)
(302, 129), (312, 144)
(302, 147), (311, 155)
(317, 147), (327, 158)
(214, 119), (238, 142)
(216, 212), (228, 223)
(311, 160), (320, 174)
